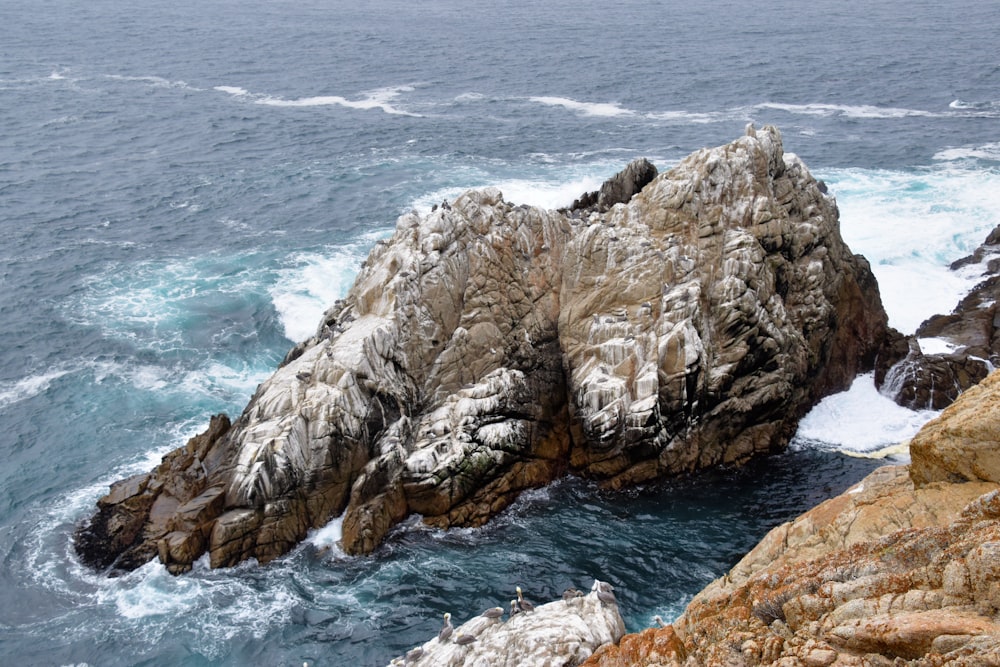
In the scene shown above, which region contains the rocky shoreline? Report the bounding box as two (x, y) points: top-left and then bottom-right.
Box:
(70, 125), (1000, 664)
(584, 370), (1000, 666)
(75, 126), (893, 575)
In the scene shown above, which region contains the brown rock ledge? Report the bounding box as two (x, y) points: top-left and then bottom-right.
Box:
(584, 371), (1000, 667)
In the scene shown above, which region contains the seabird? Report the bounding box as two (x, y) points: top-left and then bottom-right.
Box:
(454, 632), (476, 646)
(438, 612), (454, 642)
(597, 588), (617, 605)
(295, 372), (312, 382)
(481, 606), (504, 620)
(509, 599), (521, 617)
(653, 615), (668, 628)
(562, 587), (583, 602)
(405, 647), (424, 662)
(515, 586), (534, 613)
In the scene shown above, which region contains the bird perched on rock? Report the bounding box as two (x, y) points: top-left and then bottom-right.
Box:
(653, 615), (668, 628)
(509, 599), (521, 617)
(405, 647), (424, 663)
(481, 606), (504, 620)
(562, 587), (584, 602)
(454, 632), (476, 646)
(438, 612), (453, 642)
(515, 586), (534, 613)
(593, 580), (617, 605)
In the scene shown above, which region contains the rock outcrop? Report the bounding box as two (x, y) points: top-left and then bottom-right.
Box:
(585, 371), (1000, 667)
(876, 225), (1000, 410)
(75, 126), (891, 574)
(389, 580), (625, 667)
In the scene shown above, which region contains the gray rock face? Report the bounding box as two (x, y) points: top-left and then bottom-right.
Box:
(75, 126), (890, 574)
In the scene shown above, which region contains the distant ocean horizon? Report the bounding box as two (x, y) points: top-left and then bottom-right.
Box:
(2, 1), (998, 664)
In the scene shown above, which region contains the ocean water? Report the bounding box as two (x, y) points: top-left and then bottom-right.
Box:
(1, 0), (998, 664)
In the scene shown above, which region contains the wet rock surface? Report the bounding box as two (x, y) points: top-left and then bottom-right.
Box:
(76, 127), (890, 574)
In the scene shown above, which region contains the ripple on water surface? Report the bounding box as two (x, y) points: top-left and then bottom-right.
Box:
(1, 446), (883, 666)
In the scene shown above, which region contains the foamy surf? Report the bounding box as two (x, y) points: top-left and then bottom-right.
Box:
(791, 373), (936, 456)
(821, 165), (1000, 334)
(217, 83), (422, 116)
(529, 96), (636, 117)
(0, 369), (71, 409)
(269, 247), (370, 342)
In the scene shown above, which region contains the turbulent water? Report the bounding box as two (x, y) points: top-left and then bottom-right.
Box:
(1, 0), (998, 664)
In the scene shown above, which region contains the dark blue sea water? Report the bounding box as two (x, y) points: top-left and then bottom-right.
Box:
(1, 0), (998, 664)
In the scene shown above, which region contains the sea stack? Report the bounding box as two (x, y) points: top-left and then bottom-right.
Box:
(74, 126), (892, 574)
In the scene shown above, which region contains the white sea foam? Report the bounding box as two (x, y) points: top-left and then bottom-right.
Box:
(822, 166), (1000, 334)
(306, 516), (344, 551)
(917, 337), (958, 355)
(213, 85), (249, 96)
(0, 369), (71, 408)
(237, 84), (422, 116)
(756, 102), (937, 119)
(933, 141), (1000, 162)
(105, 74), (197, 90)
(793, 373), (936, 454)
(529, 96), (635, 117)
(269, 247), (369, 342)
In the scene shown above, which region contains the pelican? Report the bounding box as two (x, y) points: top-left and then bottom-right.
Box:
(653, 615), (668, 628)
(593, 580), (616, 605)
(454, 632), (476, 646)
(509, 599), (521, 617)
(562, 587), (583, 602)
(481, 606), (504, 620)
(515, 586), (534, 613)
(438, 612), (454, 642)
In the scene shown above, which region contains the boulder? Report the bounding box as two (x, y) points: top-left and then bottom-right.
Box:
(75, 126), (891, 573)
(390, 580), (625, 667)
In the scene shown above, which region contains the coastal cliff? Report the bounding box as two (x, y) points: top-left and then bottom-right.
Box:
(75, 126), (891, 574)
(584, 370), (1000, 667)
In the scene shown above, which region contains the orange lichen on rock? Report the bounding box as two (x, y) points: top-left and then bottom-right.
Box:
(584, 369), (1000, 666)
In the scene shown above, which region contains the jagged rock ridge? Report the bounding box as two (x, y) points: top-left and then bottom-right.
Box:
(75, 126), (891, 574)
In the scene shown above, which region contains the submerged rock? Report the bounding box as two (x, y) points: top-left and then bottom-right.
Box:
(76, 126), (890, 574)
(390, 580), (625, 667)
(584, 370), (1000, 666)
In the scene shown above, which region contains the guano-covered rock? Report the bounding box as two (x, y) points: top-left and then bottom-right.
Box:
(75, 126), (891, 574)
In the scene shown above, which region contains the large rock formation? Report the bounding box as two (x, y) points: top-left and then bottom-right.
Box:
(584, 371), (1000, 667)
(75, 126), (891, 574)
(876, 225), (1000, 410)
(389, 580), (625, 667)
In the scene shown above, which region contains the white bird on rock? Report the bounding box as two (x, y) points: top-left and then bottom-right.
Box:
(515, 586), (534, 613)
(438, 612), (453, 642)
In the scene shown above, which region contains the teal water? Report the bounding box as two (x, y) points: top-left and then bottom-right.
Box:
(1, 0), (999, 664)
